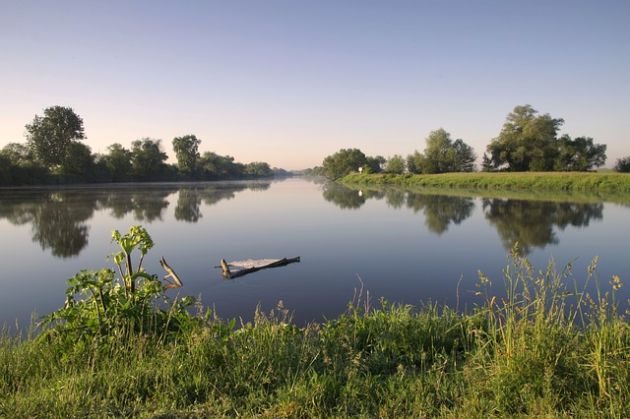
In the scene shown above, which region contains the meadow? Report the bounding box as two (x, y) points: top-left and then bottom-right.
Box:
(0, 227), (627, 417)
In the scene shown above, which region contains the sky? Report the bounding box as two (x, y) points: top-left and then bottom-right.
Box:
(1, 1), (629, 170)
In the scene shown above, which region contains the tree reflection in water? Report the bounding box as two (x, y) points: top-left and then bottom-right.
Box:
(0, 182), (269, 258)
(322, 183), (606, 250)
(483, 198), (604, 254)
(322, 183), (367, 209)
(174, 183), (269, 222)
(405, 192), (474, 235)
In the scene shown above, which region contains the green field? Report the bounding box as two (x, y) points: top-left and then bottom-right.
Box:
(1, 246), (628, 417)
(341, 172), (630, 193)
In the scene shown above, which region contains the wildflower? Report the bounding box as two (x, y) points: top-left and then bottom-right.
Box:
(610, 275), (623, 291)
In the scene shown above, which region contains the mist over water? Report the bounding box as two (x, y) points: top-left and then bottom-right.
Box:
(0, 178), (627, 328)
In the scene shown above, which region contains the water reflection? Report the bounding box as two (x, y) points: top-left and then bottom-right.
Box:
(406, 193), (474, 235)
(322, 183), (366, 209)
(0, 182), (269, 258)
(322, 183), (605, 251)
(482, 198), (603, 254)
(323, 184), (474, 234)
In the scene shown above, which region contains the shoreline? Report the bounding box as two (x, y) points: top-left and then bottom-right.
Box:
(341, 172), (630, 193)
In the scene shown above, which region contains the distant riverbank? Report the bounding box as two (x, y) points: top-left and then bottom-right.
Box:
(341, 172), (630, 193)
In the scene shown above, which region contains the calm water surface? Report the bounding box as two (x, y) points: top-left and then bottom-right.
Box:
(1, 178), (628, 328)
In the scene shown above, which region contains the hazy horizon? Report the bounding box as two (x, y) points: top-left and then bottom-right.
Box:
(1, 1), (629, 170)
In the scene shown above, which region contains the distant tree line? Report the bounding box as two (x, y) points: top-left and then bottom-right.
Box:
(0, 106), (280, 186)
(314, 105), (620, 179)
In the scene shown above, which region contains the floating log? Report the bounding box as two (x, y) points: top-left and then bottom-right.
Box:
(160, 257), (183, 289)
(220, 257), (300, 279)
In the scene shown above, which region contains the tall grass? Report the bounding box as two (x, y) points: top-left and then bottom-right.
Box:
(342, 171), (630, 193)
(0, 236), (627, 417)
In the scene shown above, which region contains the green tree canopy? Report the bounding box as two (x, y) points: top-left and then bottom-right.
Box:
(321, 148), (368, 179)
(130, 139), (167, 180)
(385, 155), (406, 174)
(60, 142), (95, 178)
(104, 143), (133, 181)
(407, 129), (476, 174)
(199, 152), (244, 178)
(615, 156), (630, 173)
(25, 106), (86, 167)
(243, 162), (272, 178)
(486, 105), (606, 171)
(366, 155), (386, 173)
(486, 105), (562, 171)
(172, 134), (201, 175)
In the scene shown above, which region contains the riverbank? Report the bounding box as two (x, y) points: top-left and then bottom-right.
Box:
(1, 256), (627, 417)
(341, 172), (630, 192)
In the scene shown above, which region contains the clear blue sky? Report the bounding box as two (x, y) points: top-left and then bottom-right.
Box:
(1, 0), (629, 169)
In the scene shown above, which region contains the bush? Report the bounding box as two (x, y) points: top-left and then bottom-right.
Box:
(614, 156), (630, 172)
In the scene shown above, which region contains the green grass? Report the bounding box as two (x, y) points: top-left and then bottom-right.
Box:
(1, 252), (628, 417)
(342, 172), (630, 193)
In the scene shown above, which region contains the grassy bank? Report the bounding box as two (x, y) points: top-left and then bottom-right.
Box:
(0, 229), (628, 417)
(341, 172), (630, 193)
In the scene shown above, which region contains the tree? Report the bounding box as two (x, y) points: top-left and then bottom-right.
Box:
(1, 142), (36, 166)
(60, 142), (95, 178)
(321, 148), (368, 179)
(172, 134), (201, 175)
(25, 106), (86, 167)
(103, 143), (133, 181)
(486, 105), (563, 171)
(615, 156), (630, 172)
(481, 153), (494, 172)
(554, 135), (606, 171)
(130, 138), (168, 180)
(407, 129), (476, 174)
(199, 152), (244, 178)
(406, 151), (424, 174)
(243, 162), (272, 177)
(366, 155), (386, 173)
(385, 155), (405, 174)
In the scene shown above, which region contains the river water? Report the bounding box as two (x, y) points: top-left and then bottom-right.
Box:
(0, 178), (628, 328)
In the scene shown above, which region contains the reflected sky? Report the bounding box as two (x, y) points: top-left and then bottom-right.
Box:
(0, 179), (628, 329)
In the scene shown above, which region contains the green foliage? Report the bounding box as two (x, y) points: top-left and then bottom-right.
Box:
(408, 128), (476, 174)
(172, 134), (201, 175)
(615, 156), (630, 173)
(322, 148), (368, 179)
(366, 155), (386, 173)
(130, 138), (168, 180)
(25, 106), (86, 167)
(385, 154), (405, 174)
(487, 105), (607, 172)
(555, 135), (607, 171)
(198, 151), (244, 178)
(243, 161), (273, 178)
(59, 141), (95, 179)
(41, 226), (196, 341)
(103, 143), (133, 181)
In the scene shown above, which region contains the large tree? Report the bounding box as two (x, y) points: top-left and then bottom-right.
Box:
(321, 148), (368, 179)
(407, 129), (476, 174)
(486, 105), (563, 171)
(25, 106), (86, 167)
(486, 105), (607, 171)
(172, 134), (201, 175)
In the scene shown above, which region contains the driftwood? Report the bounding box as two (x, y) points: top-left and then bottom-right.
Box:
(220, 257), (300, 279)
(160, 257), (183, 289)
